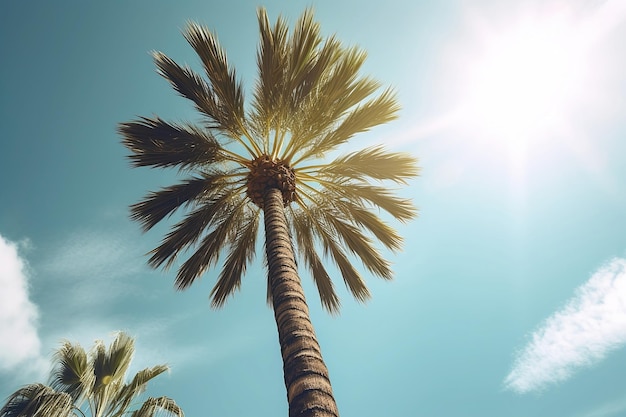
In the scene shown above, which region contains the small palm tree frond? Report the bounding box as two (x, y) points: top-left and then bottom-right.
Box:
(0, 384), (75, 417)
(130, 173), (229, 232)
(129, 397), (183, 417)
(91, 333), (134, 391)
(50, 342), (92, 403)
(316, 146), (419, 184)
(2, 334), (183, 417)
(119, 117), (223, 170)
(107, 365), (169, 417)
(210, 209), (260, 307)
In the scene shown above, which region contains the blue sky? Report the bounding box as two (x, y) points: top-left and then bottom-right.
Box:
(1, 1), (626, 416)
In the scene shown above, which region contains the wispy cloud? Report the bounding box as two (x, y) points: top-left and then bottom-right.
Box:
(577, 396), (626, 417)
(44, 229), (144, 280)
(41, 229), (147, 310)
(505, 257), (626, 393)
(33, 228), (220, 372)
(0, 234), (48, 379)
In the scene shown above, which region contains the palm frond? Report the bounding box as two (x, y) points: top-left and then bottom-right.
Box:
(327, 239), (370, 302)
(284, 47), (382, 161)
(253, 35), (341, 147)
(152, 52), (220, 125)
(119, 117), (223, 169)
(316, 145), (419, 184)
(147, 190), (240, 269)
(108, 365), (169, 417)
(252, 8), (289, 134)
(291, 209), (340, 313)
(174, 196), (248, 289)
(294, 88), (399, 162)
(333, 183), (418, 223)
(286, 8), (323, 105)
(50, 342), (92, 403)
(183, 22), (249, 142)
(322, 213), (393, 280)
(302, 207), (370, 301)
(0, 384), (75, 417)
(210, 209), (261, 307)
(335, 202), (404, 253)
(130, 397), (184, 417)
(95, 333), (134, 388)
(130, 173), (229, 232)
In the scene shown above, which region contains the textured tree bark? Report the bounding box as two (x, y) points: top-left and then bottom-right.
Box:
(263, 187), (340, 417)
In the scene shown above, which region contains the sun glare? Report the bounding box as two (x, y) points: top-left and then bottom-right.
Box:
(456, 10), (590, 149)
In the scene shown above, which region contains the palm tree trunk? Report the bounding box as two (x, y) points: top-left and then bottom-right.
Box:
(263, 187), (340, 417)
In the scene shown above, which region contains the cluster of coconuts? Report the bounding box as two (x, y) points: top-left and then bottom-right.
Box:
(246, 155), (297, 208)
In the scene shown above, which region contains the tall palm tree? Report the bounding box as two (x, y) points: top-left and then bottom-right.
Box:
(119, 7), (418, 417)
(0, 333), (183, 417)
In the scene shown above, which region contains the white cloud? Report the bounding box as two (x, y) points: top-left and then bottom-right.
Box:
(0, 234), (48, 378)
(505, 257), (626, 393)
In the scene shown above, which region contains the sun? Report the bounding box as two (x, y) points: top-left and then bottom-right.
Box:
(453, 9), (590, 150)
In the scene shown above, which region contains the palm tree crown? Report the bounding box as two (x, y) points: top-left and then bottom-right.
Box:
(0, 332), (183, 417)
(119, 7), (418, 313)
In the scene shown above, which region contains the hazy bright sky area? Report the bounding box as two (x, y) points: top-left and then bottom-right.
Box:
(1, 1), (626, 416)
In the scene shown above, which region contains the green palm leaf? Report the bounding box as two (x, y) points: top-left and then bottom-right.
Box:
(130, 173), (229, 232)
(291, 210), (340, 313)
(119, 117), (223, 169)
(210, 209), (261, 307)
(183, 22), (249, 142)
(0, 384), (75, 417)
(107, 365), (169, 417)
(129, 397), (183, 417)
(174, 194), (248, 289)
(50, 342), (93, 404)
(317, 145), (419, 184)
(147, 187), (240, 270)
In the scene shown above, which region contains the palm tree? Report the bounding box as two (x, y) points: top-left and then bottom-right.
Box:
(0, 332), (183, 417)
(119, 7), (418, 417)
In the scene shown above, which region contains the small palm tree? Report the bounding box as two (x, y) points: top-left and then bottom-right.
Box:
(0, 332), (183, 417)
(119, 7), (418, 417)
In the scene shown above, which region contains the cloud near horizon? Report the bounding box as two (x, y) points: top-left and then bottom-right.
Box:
(505, 257), (626, 393)
(0, 234), (48, 378)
